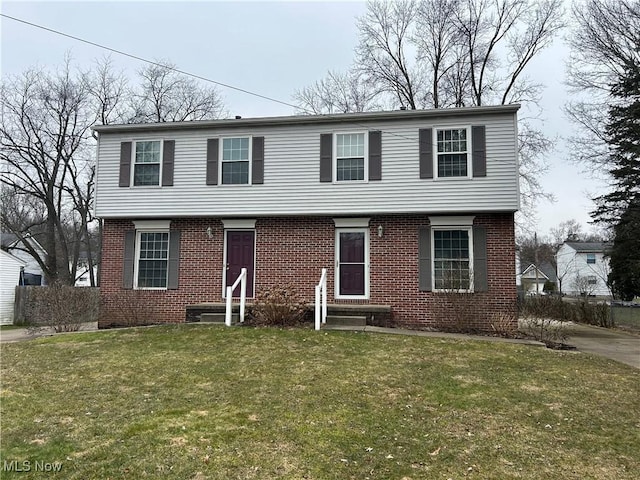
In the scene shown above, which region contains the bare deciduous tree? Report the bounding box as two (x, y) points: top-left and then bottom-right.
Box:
(1, 60), (95, 285)
(2, 56), (228, 286)
(293, 0), (564, 217)
(294, 70), (383, 114)
(566, 0), (640, 169)
(130, 61), (226, 122)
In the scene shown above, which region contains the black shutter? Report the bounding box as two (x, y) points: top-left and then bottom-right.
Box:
(419, 129), (433, 179)
(472, 125), (487, 177)
(473, 226), (488, 292)
(167, 231), (181, 290)
(320, 133), (333, 182)
(252, 136), (264, 184)
(119, 142), (132, 187)
(123, 230), (135, 289)
(206, 139), (219, 185)
(418, 226), (432, 291)
(368, 130), (382, 181)
(162, 140), (175, 186)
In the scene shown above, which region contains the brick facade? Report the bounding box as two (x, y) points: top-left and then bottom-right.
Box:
(100, 213), (516, 330)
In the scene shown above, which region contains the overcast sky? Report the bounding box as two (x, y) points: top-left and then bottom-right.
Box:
(1, 0), (607, 237)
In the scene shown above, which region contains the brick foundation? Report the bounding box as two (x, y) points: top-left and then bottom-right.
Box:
(100, 213), (516, 331)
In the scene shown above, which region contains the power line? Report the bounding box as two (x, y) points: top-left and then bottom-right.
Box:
(0, 13), (301, 112)
(2, 12), (437, 145)
(1, 12), (520, 162)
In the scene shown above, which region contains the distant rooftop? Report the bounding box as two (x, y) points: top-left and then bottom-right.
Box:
(564, 242), (611, 253)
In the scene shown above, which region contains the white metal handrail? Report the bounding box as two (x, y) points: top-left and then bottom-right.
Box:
(225, 267), (247, 326)
(315, 268), (327, 331)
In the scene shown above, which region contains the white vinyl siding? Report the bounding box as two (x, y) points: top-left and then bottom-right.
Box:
(95, 111), (519, 217)
(0, 251), (26, 324)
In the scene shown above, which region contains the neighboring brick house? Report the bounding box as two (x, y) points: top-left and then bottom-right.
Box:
(556, 242), (612, 297)
(93, 105), (520, 330)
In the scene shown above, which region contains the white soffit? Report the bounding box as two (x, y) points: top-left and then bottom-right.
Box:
(222, 219), (257, 229)
(333, 217), (371, 228)
(133, 220), (171, 229)
(428, 215), (475, 227)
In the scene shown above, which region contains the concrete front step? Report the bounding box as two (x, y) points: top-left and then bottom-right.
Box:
(200, 312), (239, 324)
(324, 315), (367, 327)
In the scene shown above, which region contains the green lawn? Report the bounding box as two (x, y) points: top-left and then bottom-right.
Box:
(1, 325), (639, 479)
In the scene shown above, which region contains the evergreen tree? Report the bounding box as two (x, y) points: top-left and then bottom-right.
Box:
(596, 63), (640, 299)
(608, 197), (640, 300)
(593, 63), (640, 223)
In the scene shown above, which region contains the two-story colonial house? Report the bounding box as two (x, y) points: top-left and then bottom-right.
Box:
(556, 242), (611, 297)
(94, 105), (520, 330)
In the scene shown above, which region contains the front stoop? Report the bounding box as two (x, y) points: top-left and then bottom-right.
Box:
(186, 303), (246, 325)
(200, 312), (239, 324)
(324, 315), (367, 327)
(186, 302), (392, 327)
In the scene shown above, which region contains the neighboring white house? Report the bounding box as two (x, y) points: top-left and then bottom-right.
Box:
(0, 233), (46, 286)
(520, 263), (551, 295)
(0, 249), (27, 325)
(556, 242), (611, 297)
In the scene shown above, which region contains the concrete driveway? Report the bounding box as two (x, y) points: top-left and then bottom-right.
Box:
(564, 322), (640, 369)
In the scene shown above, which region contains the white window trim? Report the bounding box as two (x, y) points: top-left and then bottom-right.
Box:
(433, 126), (472, 180)
(134, 228), (170, 290)
(131, 139), (163, 187)
(335, 227), (370, 300)
(219, 135), (252, 186)
(431, 225), (474, 293)
(221, 228), (257, 299)
(333, 132), (368, 183)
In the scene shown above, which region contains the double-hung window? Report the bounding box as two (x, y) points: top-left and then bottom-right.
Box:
(586, 253), (596, 264)
(433, 228), (472, 290)
(221, 137), (250, 185)
(436, 128), (470, 178)
(133, 140), (162, 186)
(336, 133), (365, 181)
(136, 231), (169, 288)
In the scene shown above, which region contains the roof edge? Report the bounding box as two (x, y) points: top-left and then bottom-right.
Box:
(92, 104), (521, 134)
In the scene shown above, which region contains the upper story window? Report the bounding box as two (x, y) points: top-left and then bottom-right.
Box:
(418, 126), (485, 180)
(134, 141), (162, 186)
(336, 133), (366, 181)
(433, 228), (472, 290)
(586, 253), (596, 264)
(436, 128), (470, 178)
(136, 231), (169, 288)
(221, 137), (250, 185)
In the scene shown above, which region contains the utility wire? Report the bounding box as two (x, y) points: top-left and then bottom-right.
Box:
(1, 12), (519, 160)
(0, 12), (420, 140)
(0, 13), (302, 112)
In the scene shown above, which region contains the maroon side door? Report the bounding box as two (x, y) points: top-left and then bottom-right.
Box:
(338, 231), (366, 296)
(226, 230), (255, 297)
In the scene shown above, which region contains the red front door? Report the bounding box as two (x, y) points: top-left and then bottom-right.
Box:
(226, 231), (255, 297)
